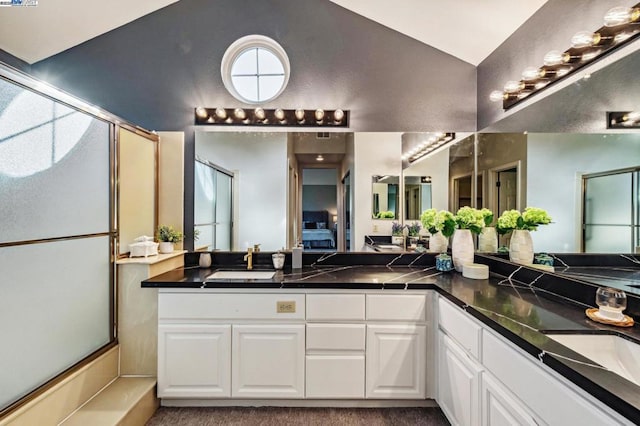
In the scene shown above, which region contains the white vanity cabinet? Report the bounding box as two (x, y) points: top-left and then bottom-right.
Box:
(365, 294), (428, 399)
(437, 296), (629, 426)
(157, 323), (231, 398)
(437, 331), (482, 426)
(305, 294), (366, 398)
(232, 324), (305, 398)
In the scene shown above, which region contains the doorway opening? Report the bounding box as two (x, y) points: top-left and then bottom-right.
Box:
(300, 167), (338, 252)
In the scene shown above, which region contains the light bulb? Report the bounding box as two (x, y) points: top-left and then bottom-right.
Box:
(604, 6), (640, 27)
(534, 81), (548, 90)
(489, 90), (505, 102)
(295, 109), (305, 121)
(215, 107), (227, 119)
(522, 67), (542, 81)
(195, 107), (208, 118)
(316, 155), (324, 162)
(315, 109), (325, 121)
(274, 108), (285, 121)
(571, 31), (601, 48)
(503, 80), (524, 93)
(543, 50), (569, 66)
(623, 111), (640, 122)
(254, 108), (265, 120)
(581, 50), (601, 61)
(234, 108), (246, 120)
(333, 109), (344, 122)
(555, 68), (570, 77)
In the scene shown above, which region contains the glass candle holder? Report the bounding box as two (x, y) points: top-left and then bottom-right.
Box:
(595, 287), (627, 321)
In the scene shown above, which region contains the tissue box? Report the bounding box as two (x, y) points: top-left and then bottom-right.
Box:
(129, 241), (159, 257)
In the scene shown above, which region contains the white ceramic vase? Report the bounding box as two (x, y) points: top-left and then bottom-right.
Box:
(428, 231), (449, 253)
(478, 226), (498, 253)
(392, 235), (404, 245)
(509, 230), (534, 265)
(452, 229), (475, 272)
(159, 241), (174, 254)
(199, 252), (212, 268)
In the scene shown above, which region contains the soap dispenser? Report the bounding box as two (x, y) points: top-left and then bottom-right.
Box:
(292, 242), (303, 270)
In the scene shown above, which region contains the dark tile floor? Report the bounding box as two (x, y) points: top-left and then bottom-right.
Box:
(146, 406), (451, 425)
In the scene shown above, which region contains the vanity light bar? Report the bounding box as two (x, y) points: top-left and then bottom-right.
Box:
(402, 132), (455, 163)
(194, 107), (349, 127)
(490, 2), (640, 110)
(608, 111), (640, 128)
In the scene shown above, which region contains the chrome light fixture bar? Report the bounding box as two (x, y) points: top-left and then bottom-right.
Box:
(402, 132), (455, 163)
(194, 107), (349, 127)
(608, 110), (640, 128)
(490, 2), (640, 110)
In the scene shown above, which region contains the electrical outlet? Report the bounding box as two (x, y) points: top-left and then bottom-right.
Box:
(277, 301), (296, 313)
(373, 224), (379, 233)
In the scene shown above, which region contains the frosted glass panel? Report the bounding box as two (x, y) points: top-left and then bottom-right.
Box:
(231, 76), (258, 101)
(195, 161), (215, 224)
(258, 48), (284, 74)
(259, 75), (285, 100)
(584, 225), (631, 253)
(0, 236), (111, 408)
(216, 171), (232, 251)
(0, 79), (110, 243)
(232, 48), (258, 75)
(584, 173), (632, 225)
(195, 224), (214, 251)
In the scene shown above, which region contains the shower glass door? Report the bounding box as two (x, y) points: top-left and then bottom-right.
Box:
(583, 168), (638, 253)
(195, 159), (233, 251)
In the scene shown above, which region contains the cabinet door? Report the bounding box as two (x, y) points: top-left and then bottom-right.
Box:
(158, 324), (231, 398)
(481, 373), (539, 426)
(366, 324), (427, 399)
(232, 324), (305, 398)
(306, 355), (365, 398)
(438, 332), (482, 426)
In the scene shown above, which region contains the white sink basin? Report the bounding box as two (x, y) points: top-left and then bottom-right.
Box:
(547, 334), (640, 386)
(206, 270), (276, 280)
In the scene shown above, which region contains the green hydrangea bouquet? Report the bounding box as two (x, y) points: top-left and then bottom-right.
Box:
(420, 209), (456, 237)
(454, 207), (485, 234)
(497, 207), (552, 234)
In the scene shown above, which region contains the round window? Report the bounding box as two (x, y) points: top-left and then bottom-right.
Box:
(221, 35), (290, 104)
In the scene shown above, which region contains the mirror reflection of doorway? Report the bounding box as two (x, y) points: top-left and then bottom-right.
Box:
(300, 168), (338, 252)
(342, 172), (351, 251)
(453, 175), (472, 210)
(496, 168), (518, 214)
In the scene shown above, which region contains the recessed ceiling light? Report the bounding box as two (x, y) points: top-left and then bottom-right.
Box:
(316, 155), (324, 162)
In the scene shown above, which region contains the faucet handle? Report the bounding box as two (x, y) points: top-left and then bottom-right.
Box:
(247, 247), (253, 254)
(253, 243), (261, 252)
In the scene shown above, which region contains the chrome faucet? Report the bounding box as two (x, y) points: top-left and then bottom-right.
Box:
(244, 247), (253, 270)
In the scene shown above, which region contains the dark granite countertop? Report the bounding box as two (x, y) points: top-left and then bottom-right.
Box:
(143, 253), (640, 423)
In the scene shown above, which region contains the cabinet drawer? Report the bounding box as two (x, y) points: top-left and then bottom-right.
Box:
(366, 294), (426, 321)
(306, 294), (365, 320)
(306, 324), (366, 351)
(438, 297), (481, 358)
(482, 330), (620, 426)
(306, 355), (365, 398)
(159, 293), (305, 320)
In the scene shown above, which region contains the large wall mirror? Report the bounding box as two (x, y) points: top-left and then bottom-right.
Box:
(190, 46), (640, 260)
(371, 175), (399, 219)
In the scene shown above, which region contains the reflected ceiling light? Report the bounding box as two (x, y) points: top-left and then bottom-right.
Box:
(316, 154), (324, 162)
(402, 132), (456, 164)
(604, 6), (640, 27)
(490, 1), (640, 110)
(608, 111), (640, 128)
(215, 107), (227, 119)
(194, 108), (349, 127)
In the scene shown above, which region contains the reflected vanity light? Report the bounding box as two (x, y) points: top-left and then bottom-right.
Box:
(608, 111), (640, 128)
(490, 2), (640, 110)
(402, 132), (456, 164)
(194, 108), (349, 127)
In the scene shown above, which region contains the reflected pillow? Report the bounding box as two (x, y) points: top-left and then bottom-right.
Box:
(317, 222), (327, 229)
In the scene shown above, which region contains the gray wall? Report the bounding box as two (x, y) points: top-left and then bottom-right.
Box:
(477, 0), (640, 132)
(29, 0), (476, 247)
(0, 48), (30, 73)
(302, 185), (337, 214)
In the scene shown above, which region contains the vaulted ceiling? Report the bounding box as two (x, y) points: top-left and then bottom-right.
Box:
(0, 0), (546, 65)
